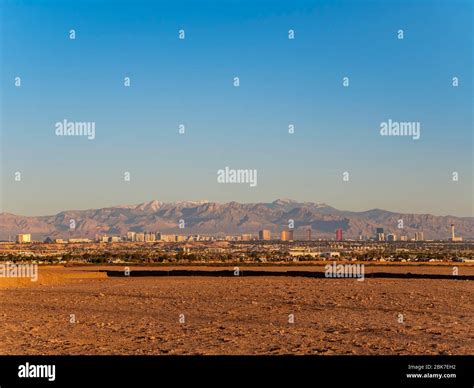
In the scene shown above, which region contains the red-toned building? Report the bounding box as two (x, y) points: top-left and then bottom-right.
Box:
(335, 228), (343, 241)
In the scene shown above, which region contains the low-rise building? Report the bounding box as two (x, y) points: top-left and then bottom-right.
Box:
(16, 234), (31, 243)
(68, 238), (92, 243)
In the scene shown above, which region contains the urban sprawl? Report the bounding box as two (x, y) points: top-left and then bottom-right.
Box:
(2, 224), (472, 264)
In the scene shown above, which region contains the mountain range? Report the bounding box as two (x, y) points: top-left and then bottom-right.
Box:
(1, 199), (472, 240)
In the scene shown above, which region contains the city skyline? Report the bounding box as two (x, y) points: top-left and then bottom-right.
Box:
(8, 227), (460, 243)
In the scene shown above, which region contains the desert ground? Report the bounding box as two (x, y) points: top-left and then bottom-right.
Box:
(0, 265), (473, 355)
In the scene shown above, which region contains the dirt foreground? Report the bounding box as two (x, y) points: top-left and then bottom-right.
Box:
(0, 265), (472, 355)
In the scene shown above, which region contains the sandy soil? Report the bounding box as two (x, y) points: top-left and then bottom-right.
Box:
(0, 266), (472, 355)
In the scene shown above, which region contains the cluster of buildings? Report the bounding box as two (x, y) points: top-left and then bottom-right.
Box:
(332, 228), (423, 242)
(10, 223), (465, 244)
(374, 228), (423, 242)
(288, 247), (341, 259)
(367, 225), (461, 243)
(97, 232), (210, 243)
(238, 229), (293, 241)
(371, 228), (463, 243)
(12, 229), (297, 244)
(242, 229), (309, 241)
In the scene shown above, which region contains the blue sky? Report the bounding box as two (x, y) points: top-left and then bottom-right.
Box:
(1, 0), (472, 216)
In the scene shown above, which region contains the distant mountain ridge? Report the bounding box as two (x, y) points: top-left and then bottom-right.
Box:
(0, 199), (472, 240)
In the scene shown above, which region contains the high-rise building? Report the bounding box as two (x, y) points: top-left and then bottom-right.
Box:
(241, 234), (253, 241)
(376, 228), (385, 241)
(450, 224), (463, 242)
(135, 232), (145, 242)
(258, 230), (271, 240)
(144, 232), (156, 242)
(16, 234), (31, 243)
(280, 230), (294, 241)
(127, 231), (136, 242)
(306, 229), (312, 241)
(335, 228), (343, 241)
(414, 232), (424, 241)
(386, 233), (397, 242)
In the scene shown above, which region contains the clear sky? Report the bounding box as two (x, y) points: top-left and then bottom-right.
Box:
(1, 0), (472, 216)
